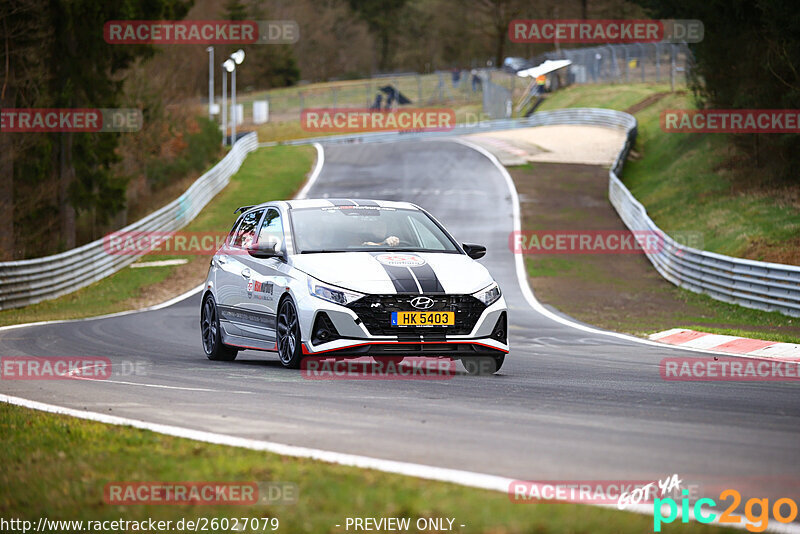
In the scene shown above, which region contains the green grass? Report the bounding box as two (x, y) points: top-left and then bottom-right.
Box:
(0, 403), (733, 534)
(186, 146), (314, 232)
(0, 146), (315, 327)
(538, 83), (674, 113)
(623, 94), (800, 258)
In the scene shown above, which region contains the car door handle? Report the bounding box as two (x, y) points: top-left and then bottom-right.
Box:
(241, 268), (251, 278)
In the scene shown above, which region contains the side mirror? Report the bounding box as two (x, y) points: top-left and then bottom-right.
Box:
(462, 243), (486, 260)
(248, 240), (284, 260)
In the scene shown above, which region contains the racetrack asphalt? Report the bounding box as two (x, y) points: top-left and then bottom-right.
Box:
(1, 139), (798, 508)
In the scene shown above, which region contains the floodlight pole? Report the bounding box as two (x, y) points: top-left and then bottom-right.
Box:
(206, 47), (214, 121)
(231, 66), (237, 145)
(221, 66), (227, 146)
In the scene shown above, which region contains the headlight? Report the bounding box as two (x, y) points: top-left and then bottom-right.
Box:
(473, 282), (501, 306)
(307, 277), (364, 305)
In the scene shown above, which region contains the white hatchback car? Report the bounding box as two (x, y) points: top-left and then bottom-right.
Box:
(200, 199), (508, 374)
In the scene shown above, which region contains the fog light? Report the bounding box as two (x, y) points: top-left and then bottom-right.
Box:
(491, 312), (507, 343)
(311, 312), (340, 346)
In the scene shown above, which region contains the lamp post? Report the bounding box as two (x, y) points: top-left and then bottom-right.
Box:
(222, 59), (235, 146)
(229, 49), (245, 145)
(206, 47), (214, 121)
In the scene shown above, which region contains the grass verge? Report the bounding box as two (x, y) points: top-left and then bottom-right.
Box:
(0, 145), (315, 328)
(538, 83), (675, 113)
(0, 403), (732, 534)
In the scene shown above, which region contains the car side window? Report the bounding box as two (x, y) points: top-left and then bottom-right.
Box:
(409, 217), (449, 250)
(230, 209), (264, 248)
(257, 208), (284, 248)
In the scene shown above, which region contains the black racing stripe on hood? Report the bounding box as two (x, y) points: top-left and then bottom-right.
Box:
(369, 252), (419, 293)
(370, 253), (446, 294)
(411, 263), (445, 294)
(382, 264), (420, 293)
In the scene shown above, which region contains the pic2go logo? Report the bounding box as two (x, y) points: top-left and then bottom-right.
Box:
(654, 489), (798, 532)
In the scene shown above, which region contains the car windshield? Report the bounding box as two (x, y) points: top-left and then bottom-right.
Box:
(291, 206), (460, 253)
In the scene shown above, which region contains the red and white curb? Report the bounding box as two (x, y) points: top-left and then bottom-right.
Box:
(650, 329), (800, 361)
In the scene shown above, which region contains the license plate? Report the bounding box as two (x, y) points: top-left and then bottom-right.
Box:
(391, 311), (455, 326)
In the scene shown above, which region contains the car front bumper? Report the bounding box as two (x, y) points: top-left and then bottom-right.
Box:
(299, 294), (509, 357)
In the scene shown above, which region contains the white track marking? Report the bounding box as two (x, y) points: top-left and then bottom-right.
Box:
(2, 393), (794, 533)
(0, 284), (204, 332)
(295, 143), (324, 200)
(130, 259), (189, 268)
(62, 366), (254, 393)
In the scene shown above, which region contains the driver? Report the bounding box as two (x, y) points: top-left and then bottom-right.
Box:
(360, 218), (400, 247)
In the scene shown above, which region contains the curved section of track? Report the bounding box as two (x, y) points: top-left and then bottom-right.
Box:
(1, 140), (798, 502)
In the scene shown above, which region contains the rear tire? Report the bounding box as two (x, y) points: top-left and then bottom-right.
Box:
(277, 298), (303, 369)
(201, 294), (238, 361)
(462, 355), (504, 375)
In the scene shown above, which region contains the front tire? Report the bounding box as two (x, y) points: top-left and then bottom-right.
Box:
(462, 355), (504, 375)
(277, 298), (303, 369)
(201, 294), (238, 361)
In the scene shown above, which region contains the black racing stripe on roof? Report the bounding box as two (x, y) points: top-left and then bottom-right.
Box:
(353, 199), (379, 207)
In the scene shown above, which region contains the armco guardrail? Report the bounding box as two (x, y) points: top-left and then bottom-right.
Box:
(0, 132), (259, 311)
(595, 109), (800, 318)
(273, 108), (800, 317)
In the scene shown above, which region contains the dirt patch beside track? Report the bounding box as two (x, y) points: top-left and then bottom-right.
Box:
(467, 125), (626, 166)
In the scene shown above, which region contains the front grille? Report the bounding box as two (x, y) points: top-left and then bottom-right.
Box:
(347, 295), (486, 336)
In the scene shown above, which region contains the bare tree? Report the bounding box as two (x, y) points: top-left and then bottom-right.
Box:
(474, 0), (526, 67)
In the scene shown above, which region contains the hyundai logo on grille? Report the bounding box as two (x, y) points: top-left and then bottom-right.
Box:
(410, 296), (435, 310)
